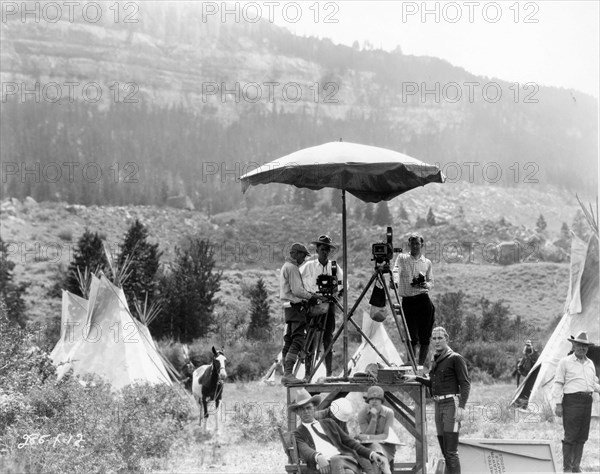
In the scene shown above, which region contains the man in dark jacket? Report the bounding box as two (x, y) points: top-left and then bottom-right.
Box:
(290, 388), (389, 474)
(406, 326), (470, 474)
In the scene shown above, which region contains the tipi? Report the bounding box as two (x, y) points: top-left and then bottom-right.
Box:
(51, 274), (172, 389)
(511, 231), (599, 413)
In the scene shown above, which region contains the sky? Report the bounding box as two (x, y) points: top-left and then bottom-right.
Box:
(269, 0), (599, 98)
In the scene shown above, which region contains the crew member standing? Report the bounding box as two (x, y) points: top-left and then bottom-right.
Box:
(553, 332), (600, 473)
(280, 242), (320, 385)
(300, 235), (343, 377)
(406, 326), (470, 474)
(392, 233), (435, 365)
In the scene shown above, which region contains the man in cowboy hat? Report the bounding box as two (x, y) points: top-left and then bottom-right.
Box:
(300, 234), (344, 377)
(280, 243), (322, 385)
(290, 388), (389, 474)
(552, 331), (600, 472)
(356, 386), (399, 473)
(392, 232), (435, 366)
(405, 326), (470, 474)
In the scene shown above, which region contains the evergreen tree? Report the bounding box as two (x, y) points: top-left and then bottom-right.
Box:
(0, 239), (28, 327)
(434, 291), (465, 341)
(426, 207), (437, 226)
(555, 222), (572, 251)
(154, 238), (221, 342)
(536, 213), (547, 233)
(479, 297), (511, 341)
(246, 277), (271, 340)
(118, 219), (162, 308)
(65, 229), (108, 296)
(373, 201), (392, 226)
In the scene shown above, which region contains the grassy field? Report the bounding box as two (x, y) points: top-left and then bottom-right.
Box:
(157, 381), (600, 474)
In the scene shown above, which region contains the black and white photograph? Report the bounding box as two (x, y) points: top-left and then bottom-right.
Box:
(1, 1), (598, 473)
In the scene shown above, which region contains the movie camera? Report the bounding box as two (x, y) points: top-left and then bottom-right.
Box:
(316, 261), (338, 296)
(371, 227), (402, 266)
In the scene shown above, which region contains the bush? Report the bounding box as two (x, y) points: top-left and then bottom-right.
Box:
(1, 308), (195, 473)
(457, 340), (519, 381)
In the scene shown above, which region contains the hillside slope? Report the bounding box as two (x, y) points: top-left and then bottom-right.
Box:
(1, 181), (579, 337)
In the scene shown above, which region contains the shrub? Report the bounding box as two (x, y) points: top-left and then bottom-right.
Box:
(458, 340), (519, 380)
(1, 308), (195, 473)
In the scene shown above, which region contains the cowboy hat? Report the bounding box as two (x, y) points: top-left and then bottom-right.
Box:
(567, 331), (595, 345)
(288, 388), (321, 412)
(364, 385), (385, 402)
(330, 397), (354, 423)
(310, 234), (337, 249)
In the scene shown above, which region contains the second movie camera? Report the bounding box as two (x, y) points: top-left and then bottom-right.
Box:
(372, 227), (402, 265)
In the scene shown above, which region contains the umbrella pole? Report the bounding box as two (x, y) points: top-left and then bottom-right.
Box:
(342, 189), (348, 379)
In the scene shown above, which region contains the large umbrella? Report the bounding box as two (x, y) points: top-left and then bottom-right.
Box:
(240, 141), (445, 376)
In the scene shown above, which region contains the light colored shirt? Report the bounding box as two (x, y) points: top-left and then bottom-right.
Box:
(302, 421), (340, 460)
(280, 258), (312, 306)
(358, 404), (395, 442)
(392, 253), (434, 297)
(300, 258), (344, 294)
(552, 353), (600, 406)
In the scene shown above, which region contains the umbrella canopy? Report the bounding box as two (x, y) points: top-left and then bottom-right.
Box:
(240, 141), (445, 377)
(240, 141), (444, 203)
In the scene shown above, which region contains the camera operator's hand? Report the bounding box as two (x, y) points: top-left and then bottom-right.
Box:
(308, 293), (320, 305)
(419, 282), (429, 290)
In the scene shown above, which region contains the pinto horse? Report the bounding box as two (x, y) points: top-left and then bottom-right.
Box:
(192, 346), (227, 427)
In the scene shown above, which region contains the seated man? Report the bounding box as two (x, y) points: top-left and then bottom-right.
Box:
(356, 386), (398, 473)
(290, 388), (390, 474)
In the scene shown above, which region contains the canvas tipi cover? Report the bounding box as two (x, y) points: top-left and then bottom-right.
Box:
(511, 233), (599, 413)
(52, 275), (171, 389)
(346, 311), (404, 375)
(50, 290), (89, 365)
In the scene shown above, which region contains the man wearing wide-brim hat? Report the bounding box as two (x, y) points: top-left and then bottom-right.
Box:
(300, 234), (344, 377)
(289, 388), (389, 474)
(552, 331), (600, 472)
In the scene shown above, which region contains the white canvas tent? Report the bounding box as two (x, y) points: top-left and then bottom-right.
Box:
(51, 274), (172, 389)
(261, 311), (403, 384)
(511, 233), (599, 414)
(346, 311), (404, 375)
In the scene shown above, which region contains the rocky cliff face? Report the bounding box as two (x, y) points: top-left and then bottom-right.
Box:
(1, 2), (469, 126)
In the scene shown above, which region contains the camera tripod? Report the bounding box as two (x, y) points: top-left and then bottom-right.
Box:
(303, 261), (418, 381)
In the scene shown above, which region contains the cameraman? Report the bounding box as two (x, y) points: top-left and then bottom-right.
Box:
(392, 233), (435, 366)
(280, 242), (321, 385)
(300, 235), (343, 377)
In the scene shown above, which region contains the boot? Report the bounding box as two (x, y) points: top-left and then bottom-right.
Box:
(304, 359), (312, 383)
(437, 435), (447, 457)
(281, 354), (303, 385)
(419, 344), (430, 366)
(571, 443), (584, 473)
(562, 441), (573, 472)
(443, 432), (461, 474)
(325, 351), (333, 378)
